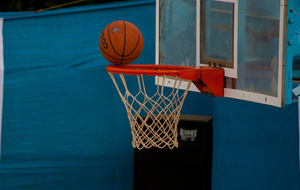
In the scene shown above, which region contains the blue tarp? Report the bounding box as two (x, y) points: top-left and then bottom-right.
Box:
(0, 1), (212, 190)
(212, 98), (300, 190)
(0, 2), (156, 190)
(0, 1), (299, 190)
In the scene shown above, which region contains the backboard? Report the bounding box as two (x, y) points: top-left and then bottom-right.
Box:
(156, 0), (291, 107)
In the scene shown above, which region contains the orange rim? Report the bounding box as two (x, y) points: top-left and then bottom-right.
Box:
(106, 64), (199, 79)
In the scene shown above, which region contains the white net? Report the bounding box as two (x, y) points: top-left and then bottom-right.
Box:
(108, 72), (191, 149)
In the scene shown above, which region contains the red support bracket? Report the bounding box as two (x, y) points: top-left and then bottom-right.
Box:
(178, 66), (224, 97)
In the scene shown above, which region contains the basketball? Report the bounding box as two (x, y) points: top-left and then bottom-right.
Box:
(99, 21), (144, 65)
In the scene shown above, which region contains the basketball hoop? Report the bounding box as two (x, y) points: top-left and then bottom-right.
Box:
(106, 64), (223, 149)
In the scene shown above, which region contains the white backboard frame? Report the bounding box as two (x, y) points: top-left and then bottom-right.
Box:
(155, 0), (286, 107)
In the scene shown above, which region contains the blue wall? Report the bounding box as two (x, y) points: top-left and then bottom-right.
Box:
(0, 1), (299, 190)
(212, 98), (299, 190)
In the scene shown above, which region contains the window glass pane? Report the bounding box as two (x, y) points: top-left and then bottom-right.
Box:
(159, 0), (196, 66)
(203, 1), (234, 67)
(235, 0), (281, 96)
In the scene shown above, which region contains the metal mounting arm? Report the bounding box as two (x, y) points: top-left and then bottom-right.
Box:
(178, 67), (224, 97)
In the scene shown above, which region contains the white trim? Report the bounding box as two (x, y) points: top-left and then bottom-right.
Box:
(155, 0), (159, 86)
(277, 0), (285, 106)
(0, 18), (3, 158)
(231, 0), (238, 78)
(155, 0), (159, 66)
(196, 0), (200, 66)
(198, 0), (238, 78)
(224, 88), (282, 107)
(224, 0), (238, 78)
(158, 77), (201, 92)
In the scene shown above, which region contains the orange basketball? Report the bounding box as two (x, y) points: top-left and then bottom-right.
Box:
(99, 21), (144, 66)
